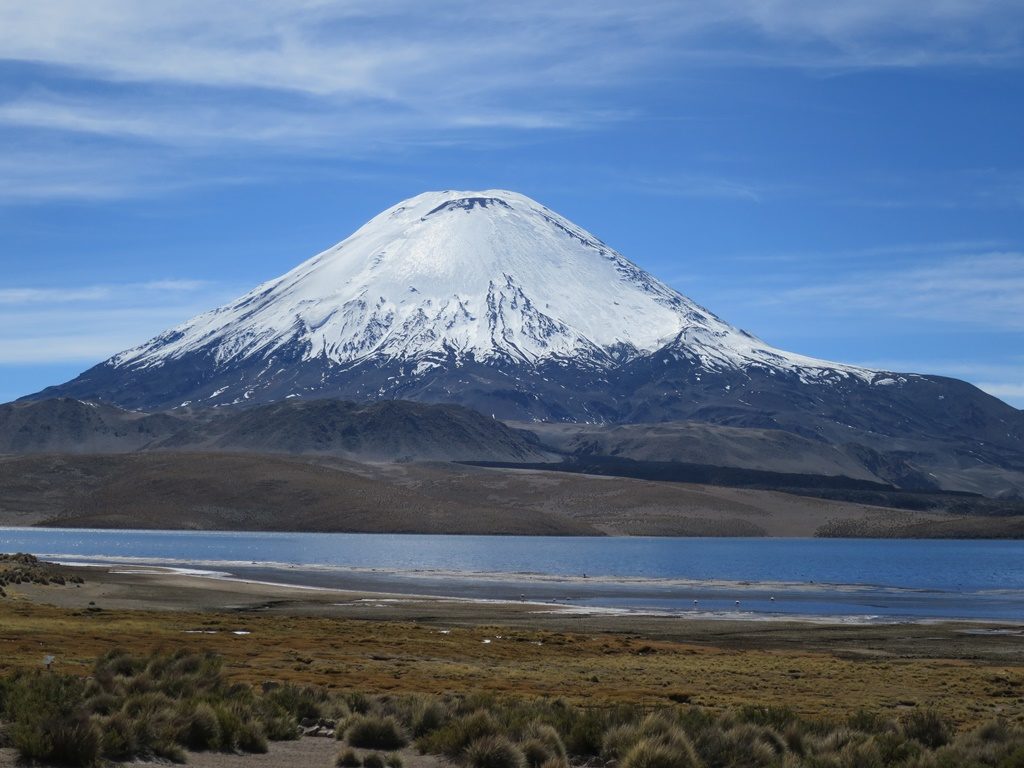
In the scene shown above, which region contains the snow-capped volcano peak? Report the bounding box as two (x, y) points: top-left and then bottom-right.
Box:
(110, 189), (870, 382)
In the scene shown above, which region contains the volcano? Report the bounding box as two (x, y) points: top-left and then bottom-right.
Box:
(28, 190), (1024, 495)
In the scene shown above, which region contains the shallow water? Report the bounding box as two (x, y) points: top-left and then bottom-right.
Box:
(2, 528), (1022, 622)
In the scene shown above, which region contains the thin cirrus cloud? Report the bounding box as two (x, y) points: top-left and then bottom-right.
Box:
(682, 248), (1024, 406)
(0, 1), (1020, 144)
(0, 280), (207, 305)
(0, 145), (188, 202)
(0, 1), (1021, 203)
(0, 280), (235, 364)
(2, 2), (1021, 92)
(749, 252), (1024, 331)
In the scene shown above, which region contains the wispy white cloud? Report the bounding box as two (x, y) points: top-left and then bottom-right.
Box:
(0, 280), (207, 305)
(751, 252), (1024, 331)
(2, 2), (1019, 95)
(0, 2), (1019, 148)
(0, 280), (235, 364)
(0, 2), (1019, 202)
(722, 239), (1013, 266)
(683, 247), (1024, 407)
(621, 174), (770, 202)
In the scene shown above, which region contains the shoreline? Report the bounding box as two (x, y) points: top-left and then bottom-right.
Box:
(40, 554), (1024, 626)
(1, 559), (1023, 731)
(6, 522), (1024, 541)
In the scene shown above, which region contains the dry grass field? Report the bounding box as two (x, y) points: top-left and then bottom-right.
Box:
(1, 567), (1021, 733)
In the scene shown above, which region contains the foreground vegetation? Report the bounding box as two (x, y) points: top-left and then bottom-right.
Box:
(1, 649), (1023, 767)
(0, 553), (84, 598)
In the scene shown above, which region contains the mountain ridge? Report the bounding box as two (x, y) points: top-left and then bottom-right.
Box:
(0, 397), (550, 463)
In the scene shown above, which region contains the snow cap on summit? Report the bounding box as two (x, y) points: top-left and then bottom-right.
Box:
(109, 189), (870, 381)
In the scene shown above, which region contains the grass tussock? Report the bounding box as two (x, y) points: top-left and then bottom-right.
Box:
(337, 747), (362, 767)
(0, 649), (313, 766)
(465, 735), (527, 768)
(3, 649), (1024, 768)
(345, 713), (409, 750)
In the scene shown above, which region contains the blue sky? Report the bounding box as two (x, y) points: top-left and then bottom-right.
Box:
(1, 1), (1022, 407)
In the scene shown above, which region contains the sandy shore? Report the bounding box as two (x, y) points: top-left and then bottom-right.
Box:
(41, 555), (1024, 624)
(8, 563), (1024, 657)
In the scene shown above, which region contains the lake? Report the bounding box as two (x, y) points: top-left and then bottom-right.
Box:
(2, 528), (1022, 622)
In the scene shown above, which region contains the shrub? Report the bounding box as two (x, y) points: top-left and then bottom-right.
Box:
(125, 705), (179, 758)
(602, 714), (690, 762)
(521, 738), (555, 768)
(601, 723), (643, 760)
(386, 753), (404, 768)
(213, 702), (244, 751)
(783, 723), (806, 757)
(46, 715), (103, 767)
(85, 691), (120, 715)
(902, 709), (952, 750)
(875, 730), (924, 765)
(466, 735), (526, 768)
(13, 713), (101, 768)
(153, 740), (187, 763)
(809, 727), (862, 755)
(347, 714), (409, 751)
(726, 722), (787, 757)
(697, 722), (786, 768)
(418, 709), (500, 758)
(621, 736), (701, 768)
(96, 649), (145, 679)
(847, 710), (896, 735)
(3, 670), (87, 721)
(264, 683), (328, 721)
(347, 691), (373, 714)
(262, 711), (301, 741)
(737, 704), (800, 731)
(179, 702), (222, 751)
(525, 722), (566, 763)
(122, 691), (174, 717)
(363, 752), (386, 768)
(563, 707), (608, 757)
(238, 720), (269, 753)
(5, 671), (97, 767)
(409, 697), (449, 737)
(999, 746), (1024, 766)
(97, 712), (139, 760)
(838, 736), (885, 768)
(337, 747), (362, 767)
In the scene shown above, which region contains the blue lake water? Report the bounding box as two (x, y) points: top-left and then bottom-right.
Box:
(2, 528), (1022, 623)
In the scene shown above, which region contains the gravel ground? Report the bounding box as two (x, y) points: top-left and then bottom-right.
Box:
(0, 738), (447, 768)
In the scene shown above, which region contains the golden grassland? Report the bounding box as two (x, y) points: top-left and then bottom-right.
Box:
(1, 592), (1021, 732)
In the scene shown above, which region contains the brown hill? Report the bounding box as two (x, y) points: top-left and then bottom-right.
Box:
(2, 452), (1018, 538)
